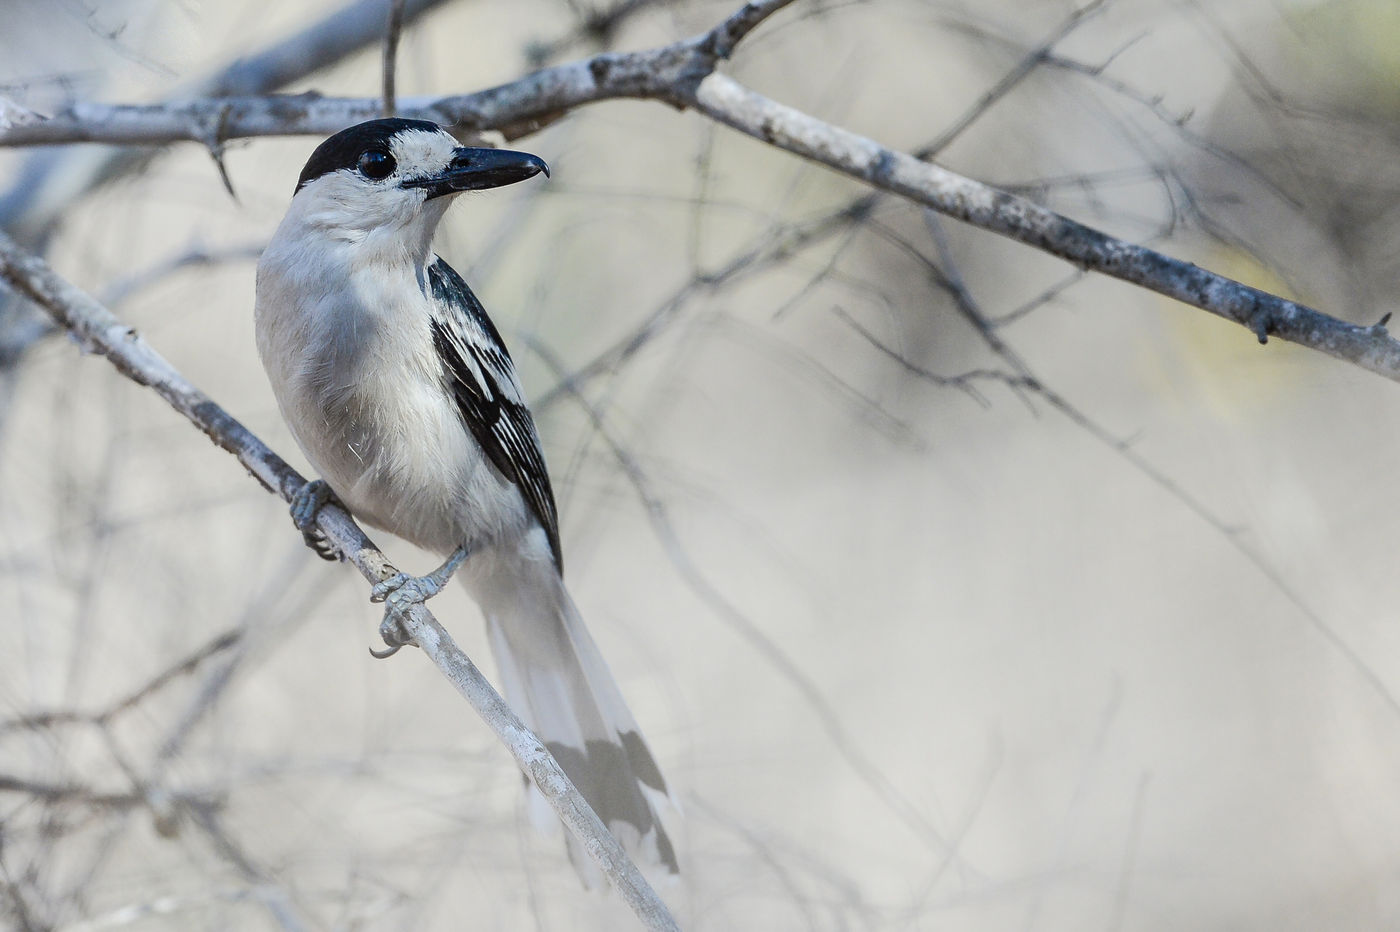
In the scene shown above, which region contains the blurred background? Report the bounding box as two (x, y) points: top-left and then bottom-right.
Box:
(4, 0), (1400, 928)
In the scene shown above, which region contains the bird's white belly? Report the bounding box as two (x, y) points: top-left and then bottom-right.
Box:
(258, 271), (527, 557)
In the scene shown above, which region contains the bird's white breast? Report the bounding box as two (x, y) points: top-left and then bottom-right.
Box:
(255, 219), (528, 557)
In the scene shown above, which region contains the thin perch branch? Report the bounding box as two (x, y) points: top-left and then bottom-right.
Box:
(0, 231), (680, 932)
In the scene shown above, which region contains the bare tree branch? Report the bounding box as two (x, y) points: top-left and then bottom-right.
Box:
(0, 231), (680, 932)
(0, 1), (787, 147)
(687, 72), (1400, 380)
(4, 1), (1397, 387)
(0, 0), (457, 235)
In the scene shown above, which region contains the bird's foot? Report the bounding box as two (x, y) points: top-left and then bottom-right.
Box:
(368, 545), (470, 659)
(290, 479), (340, 561)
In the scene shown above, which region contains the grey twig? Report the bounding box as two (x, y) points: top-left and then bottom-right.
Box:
(525, 0), (677, 66)
(382, 0), (410, 116)
(702, 0), (799, 59)
(186, 803), (309, 932)
(0, 231), (680, 932)
(0, 628), (241, 734)
(99, 241), (265, 308)
(923, 0), (1109, 158)
(0, 773), (166, 809)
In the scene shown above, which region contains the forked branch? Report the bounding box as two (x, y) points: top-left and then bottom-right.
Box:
(2, 0), (1396, 384)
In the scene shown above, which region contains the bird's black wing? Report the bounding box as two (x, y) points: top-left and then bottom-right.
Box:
(425, 256), (562, 571)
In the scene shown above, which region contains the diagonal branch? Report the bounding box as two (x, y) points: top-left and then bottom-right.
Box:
(685, 73), (1400, 382)
(0, 231), (679, 932)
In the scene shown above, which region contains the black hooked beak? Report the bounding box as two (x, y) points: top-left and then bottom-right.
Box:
(403, 147), (549, 199)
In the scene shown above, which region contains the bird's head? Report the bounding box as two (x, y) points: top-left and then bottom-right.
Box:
(289, 118), (549, 244)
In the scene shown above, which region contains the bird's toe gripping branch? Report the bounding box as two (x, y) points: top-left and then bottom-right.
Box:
(368, 545), (471, 658)
(290, 478), (341, 561)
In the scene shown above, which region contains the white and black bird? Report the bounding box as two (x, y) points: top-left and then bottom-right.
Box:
(254, 118), (677, 880)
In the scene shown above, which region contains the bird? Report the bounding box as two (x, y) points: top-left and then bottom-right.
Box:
(254, 117), (677, 882)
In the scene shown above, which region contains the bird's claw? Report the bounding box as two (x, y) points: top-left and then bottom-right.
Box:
(367, 569), (446, 658)
(370, 613), (411, 659)
(365, 547), (469, 660)
(290, 479), (341, 561)
(305, 532), (339, 561)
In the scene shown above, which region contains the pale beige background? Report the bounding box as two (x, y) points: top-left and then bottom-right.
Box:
(4, 0), (1400, 929)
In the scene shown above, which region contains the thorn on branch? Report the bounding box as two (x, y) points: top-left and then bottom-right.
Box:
(1373, 311), (1393, 335)
(1247, 303), (1274, 344)
(204, 105), (238, 202)
(209, 150), (237, 201)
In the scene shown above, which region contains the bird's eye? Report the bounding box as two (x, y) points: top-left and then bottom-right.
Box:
(357, 150), (396, 180)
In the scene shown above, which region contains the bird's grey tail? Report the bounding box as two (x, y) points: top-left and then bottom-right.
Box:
(471, 562), (677, 885)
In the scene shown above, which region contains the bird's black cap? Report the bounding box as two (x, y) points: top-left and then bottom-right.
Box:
(295, 118), (441, 195)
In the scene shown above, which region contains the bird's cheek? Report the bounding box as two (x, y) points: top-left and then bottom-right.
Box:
(394, 191), (433, 223)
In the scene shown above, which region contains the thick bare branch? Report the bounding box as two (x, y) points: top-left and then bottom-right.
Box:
(0, 45), (694, 146)
(686, 73), (1400, 382)
(0, 1), (794, 147)
(0, 231), (680, 932)
(3, 1), (1396, 386)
